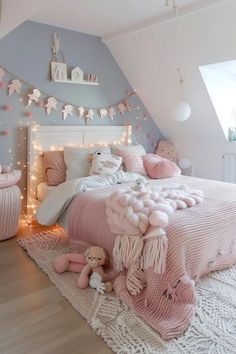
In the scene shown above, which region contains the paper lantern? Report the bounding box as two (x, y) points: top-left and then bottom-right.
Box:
(179, 158), (192, 170)
(173, 101), (191, 122)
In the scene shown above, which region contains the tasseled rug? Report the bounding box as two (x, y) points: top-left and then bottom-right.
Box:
(18, 229), (236, 354)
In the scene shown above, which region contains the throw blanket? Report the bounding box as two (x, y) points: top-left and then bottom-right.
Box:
(36, 171), (144, 226)
(106, 182), (203, 295)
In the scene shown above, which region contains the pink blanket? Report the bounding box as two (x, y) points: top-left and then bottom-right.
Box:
(68, 176), (236, 339)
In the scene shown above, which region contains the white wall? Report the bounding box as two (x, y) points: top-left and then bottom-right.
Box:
(104, 0), (236, 181)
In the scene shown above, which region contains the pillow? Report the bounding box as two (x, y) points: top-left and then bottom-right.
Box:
(64, 146), (111, 180)
(43, 150), (66, 186)
(0, 170), (21, 189)
(89, 153), (122, 176)
(156, 140), (177, 163)
(119, 151), (147, 176)
(111, 144), (146, 157)
(142, 154), (181, 179)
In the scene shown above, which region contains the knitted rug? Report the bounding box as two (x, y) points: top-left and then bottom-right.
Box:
(18, 229), (236, 354)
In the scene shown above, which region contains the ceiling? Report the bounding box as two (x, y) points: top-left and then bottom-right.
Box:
(31, 0), (203, 37)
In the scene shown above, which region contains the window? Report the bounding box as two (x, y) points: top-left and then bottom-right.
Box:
(199, 60), (236, 141)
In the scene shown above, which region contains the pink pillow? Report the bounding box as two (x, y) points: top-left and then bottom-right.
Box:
(142, 154), (181, 179)
(44, 151), (66, 186)
(119, 151), (147, 176)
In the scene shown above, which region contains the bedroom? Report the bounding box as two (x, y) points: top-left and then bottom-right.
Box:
(0, 0), (236, 353)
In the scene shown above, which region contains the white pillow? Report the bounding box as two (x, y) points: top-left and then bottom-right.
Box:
(64, 146), (111, 180)
(89, 153), (122, 176)
(111, 144), (146, 157)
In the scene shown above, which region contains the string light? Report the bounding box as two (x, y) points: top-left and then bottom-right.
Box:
(26, 124), (132, 221)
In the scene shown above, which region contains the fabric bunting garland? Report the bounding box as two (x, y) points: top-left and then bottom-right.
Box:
(0, 65), (137, 123)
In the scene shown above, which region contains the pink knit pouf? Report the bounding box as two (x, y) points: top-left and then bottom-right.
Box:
(0, 185), (21, 240)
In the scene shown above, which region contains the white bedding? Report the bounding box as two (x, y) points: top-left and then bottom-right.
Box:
(36, 171), (144, 226)
(37, 182), (58, 202)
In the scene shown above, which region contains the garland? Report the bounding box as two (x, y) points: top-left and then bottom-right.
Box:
(0, 65), (137, 123)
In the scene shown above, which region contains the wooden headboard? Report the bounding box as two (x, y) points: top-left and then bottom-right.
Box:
(27, 125), (132, 216)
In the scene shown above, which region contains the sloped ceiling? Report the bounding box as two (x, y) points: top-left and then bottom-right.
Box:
(103, 0), (235, 143)
(0, 0), (52, 39)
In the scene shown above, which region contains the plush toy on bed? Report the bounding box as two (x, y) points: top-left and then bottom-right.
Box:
(54, 246), (113, 294)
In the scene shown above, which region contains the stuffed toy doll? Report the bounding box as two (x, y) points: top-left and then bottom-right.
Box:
(54, 246), (114, 294)
(78, 246), (113, 294)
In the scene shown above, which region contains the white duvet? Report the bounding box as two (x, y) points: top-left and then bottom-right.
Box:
(36, 171), (144, 226)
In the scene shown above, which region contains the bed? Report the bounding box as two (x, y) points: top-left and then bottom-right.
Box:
(29, 125), (236, 340)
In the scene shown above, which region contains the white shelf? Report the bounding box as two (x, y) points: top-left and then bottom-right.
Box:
(53, 79), (99, 85)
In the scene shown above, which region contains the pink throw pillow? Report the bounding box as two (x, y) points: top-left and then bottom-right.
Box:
(119, 151), (147, 176)
(44, 151), (66, 186)
(142, 154), (181, 179)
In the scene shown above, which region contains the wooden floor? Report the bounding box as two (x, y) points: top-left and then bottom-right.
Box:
(0, 222), (112, 354)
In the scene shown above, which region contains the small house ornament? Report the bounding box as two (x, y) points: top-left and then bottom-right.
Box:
(50, 34), (98, 85)
(71, 67), (83, 82)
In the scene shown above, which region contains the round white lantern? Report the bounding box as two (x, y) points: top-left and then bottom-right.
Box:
(179, 158), (192, 170)
(173, 101), (191, 122)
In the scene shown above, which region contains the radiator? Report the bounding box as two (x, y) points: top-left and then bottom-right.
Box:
(224, 154), (236, 183)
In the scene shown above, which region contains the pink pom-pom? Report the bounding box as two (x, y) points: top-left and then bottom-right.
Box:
(0, 81), (6, 89)
(25, 111), (33, 118)
(37, 100), (44, 108)
(1, 130), (10, 136)
(3, 104), (12, 112)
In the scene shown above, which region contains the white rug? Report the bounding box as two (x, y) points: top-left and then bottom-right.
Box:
(18, 229), (236, 354)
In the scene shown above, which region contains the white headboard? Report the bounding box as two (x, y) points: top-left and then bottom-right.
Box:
(27, 125), (132, 217)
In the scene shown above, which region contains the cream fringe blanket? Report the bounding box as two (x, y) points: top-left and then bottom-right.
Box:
(106, 182), (203, 295)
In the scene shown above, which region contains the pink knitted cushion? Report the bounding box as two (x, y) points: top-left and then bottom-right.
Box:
(44, 151), (66, 186)
(0, 170), (21, 189)
(142, 154), (181, 179)
(119, 151), (147, 176)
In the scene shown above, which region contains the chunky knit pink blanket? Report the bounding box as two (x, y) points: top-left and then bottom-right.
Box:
(105, 182), (203, 296)
(68, 176), (236, 339)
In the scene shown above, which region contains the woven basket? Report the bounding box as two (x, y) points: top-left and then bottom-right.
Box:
(0, 185), (21, 241)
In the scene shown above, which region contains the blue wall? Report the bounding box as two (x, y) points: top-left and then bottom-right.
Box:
(0, 21), (162, 201)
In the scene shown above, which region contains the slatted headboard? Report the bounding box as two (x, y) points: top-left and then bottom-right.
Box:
(27, 125), (132, 216)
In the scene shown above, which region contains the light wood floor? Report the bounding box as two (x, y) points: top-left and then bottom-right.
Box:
(0, 222), (112, 354)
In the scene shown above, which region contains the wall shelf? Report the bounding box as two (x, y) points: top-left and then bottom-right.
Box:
(52, 79), (99, 85)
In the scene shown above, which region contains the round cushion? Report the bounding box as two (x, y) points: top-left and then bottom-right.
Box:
(0, 170), (21, 189)
(0, 185), (21, 240)
(142, 154), (181, 179)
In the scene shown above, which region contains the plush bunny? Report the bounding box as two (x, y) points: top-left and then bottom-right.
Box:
(78, 246), (113, 294)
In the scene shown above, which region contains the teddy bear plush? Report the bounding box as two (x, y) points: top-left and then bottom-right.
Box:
(54, 246), (114, 294)
(78, 246), (113, 293)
